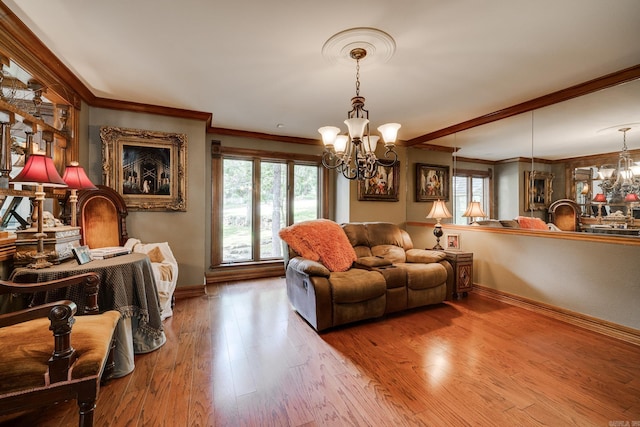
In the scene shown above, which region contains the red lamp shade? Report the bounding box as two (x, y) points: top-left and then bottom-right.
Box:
(624, 193), (640, 203)
(11, 154), (67, 187)
(592, 193), (607, 203)
(62, 162), (97, 190)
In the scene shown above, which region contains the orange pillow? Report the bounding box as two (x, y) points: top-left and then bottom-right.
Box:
(279, 219), (357, 272)
(516, 216), (549, 230)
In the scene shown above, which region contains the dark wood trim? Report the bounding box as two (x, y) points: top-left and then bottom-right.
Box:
(205, 263), (285, 284)
(209, 127), (320, 146)
(407, 64), (640, 146)
(473, 284), (640, 346)
(173, 285), (206, 300)
(92, 97), (212, 126)
(453, 168), (491, 178)
(221, 146), (322, 163)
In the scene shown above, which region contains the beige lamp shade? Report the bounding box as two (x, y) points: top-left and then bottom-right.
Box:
(426, 200), (452, 220)
(462, 201), (486, 218)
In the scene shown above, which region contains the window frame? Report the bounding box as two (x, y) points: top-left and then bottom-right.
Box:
(453, 168), (492, 224)
(210, 142), (327, 269)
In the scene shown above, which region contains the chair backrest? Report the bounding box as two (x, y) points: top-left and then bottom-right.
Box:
(548, 199), (581, 231)
(76, 185), (128, 248)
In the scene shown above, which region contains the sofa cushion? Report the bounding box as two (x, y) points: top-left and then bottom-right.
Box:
(279, 219), (357, 272)
(329, 269), (386, 304)
(342, 223), (370, 247)
(405, 249), (446, 264)
(397, 263), (448, 290)
(371, 245), (406, 263)
(355, 256), (392, 268)
(365, 222), (411, 249)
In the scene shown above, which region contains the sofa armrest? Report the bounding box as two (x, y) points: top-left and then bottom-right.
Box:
(405, 249), (447, 264)
(287, 256), (331, 277)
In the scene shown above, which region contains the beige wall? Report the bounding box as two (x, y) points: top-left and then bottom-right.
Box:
(408, 224), (640, 330)
(86, 107), (207, 287)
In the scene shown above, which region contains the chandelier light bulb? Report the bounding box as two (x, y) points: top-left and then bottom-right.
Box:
(344, 118), (369, 140)
(362, 135), (379, 154)
(334, 135), (349, 154)
(377, 123), (401, 145)
(318, 126), (341, 147)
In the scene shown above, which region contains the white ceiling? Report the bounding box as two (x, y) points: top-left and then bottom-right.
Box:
(4, 0), (640, 161)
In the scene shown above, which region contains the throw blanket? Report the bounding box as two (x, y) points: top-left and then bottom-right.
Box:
(279, 219), (357, 272)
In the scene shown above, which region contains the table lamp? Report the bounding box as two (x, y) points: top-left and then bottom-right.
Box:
(592, 193), (607, 223)
(462, 201), (487, 223)
(11, 154), (68, 268)
(62, 161), (97, 227)
(426, 199), (452, 250)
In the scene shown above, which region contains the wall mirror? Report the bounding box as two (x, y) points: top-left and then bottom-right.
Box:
(0, 51), (76, 230)
(426, 73), (640, 238)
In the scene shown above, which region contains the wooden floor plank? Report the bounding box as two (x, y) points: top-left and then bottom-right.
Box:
(3, 277), (640, 426)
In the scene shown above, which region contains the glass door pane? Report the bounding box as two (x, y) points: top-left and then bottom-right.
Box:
(260, 162), (286, 259)
(293, 164), (319, 223)
(222, 158), (253, 262)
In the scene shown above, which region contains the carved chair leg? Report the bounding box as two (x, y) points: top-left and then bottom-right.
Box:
(78, 400), (95, 427)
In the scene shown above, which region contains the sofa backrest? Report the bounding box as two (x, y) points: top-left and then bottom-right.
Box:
(342, 222), (414, 264)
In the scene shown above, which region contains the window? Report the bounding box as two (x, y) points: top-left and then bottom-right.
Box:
(213, 145), (326, 267)
(453, 169), (491, 224)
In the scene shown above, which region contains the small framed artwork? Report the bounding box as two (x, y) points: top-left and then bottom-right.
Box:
(524, 170), (554, 211)
(416, 163), (449, 201)
(357, 163), (400, 202)
(445, 234), (460, 250)
(72, 245), (92, 265)
(100, 126), (187, 211)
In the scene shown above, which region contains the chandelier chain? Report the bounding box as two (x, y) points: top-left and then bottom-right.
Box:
(355, 57), (361, 97)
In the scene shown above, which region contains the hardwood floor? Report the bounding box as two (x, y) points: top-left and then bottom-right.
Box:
(4, 277), (640, 426)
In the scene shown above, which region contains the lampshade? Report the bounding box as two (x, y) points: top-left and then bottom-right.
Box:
(377, 123), (401, 145)
(362, 135), (379, 154)
(426, 200), (452, 220)
(462, 201), (486, 218)
(624, 193), (640, 203)
(62, 162), (97, 190)
(11, 154), (67, 187)
(592, 193), (607, 203)
(344, 118), (369, 140)
(318, 126), (340, 147)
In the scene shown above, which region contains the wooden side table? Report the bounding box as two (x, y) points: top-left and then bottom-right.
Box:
(444, 250), (473, 299)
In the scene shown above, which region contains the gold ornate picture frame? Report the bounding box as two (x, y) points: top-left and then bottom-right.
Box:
(524, 170), (554, 211)
(100, 126), (187, 211)
(357, 163), (400, 202)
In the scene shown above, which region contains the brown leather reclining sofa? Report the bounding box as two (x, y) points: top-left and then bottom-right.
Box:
(283, 221), (453, 332)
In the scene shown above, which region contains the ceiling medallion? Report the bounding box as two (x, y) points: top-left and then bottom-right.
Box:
(321, 27), (396, 66)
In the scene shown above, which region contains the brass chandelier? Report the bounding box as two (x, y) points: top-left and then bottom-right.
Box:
(318, 48), (400, 180)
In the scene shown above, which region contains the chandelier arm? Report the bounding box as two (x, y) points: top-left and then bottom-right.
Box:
(375, 148), (399, 167)
(322, 151), (345, 170)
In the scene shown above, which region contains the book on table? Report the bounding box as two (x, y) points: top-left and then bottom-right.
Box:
(90, 246), (131, 259)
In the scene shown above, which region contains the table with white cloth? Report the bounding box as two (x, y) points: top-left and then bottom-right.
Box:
(10, 252), (166, 378)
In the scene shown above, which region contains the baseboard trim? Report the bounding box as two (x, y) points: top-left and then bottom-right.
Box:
(472, 284), (640, 347)
(174, 285), (206, 300)
(206, 263), (284, 284)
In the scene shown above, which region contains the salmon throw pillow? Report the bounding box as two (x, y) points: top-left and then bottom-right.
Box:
(279, 219), (357, 272)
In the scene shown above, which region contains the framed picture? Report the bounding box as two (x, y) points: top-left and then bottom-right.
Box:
(525, 170), (554, 211)
(100, 126), (187, 211)
(445, 234), (460, 250)
(416, 163), (449, 201)
(357, 163), (400, 202)
(72, 245), (92, 265)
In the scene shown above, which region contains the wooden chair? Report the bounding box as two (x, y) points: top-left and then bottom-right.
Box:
(0, 272), (120, 427)
(75, 185), (129, 248)
(548, 199), (581, 231)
